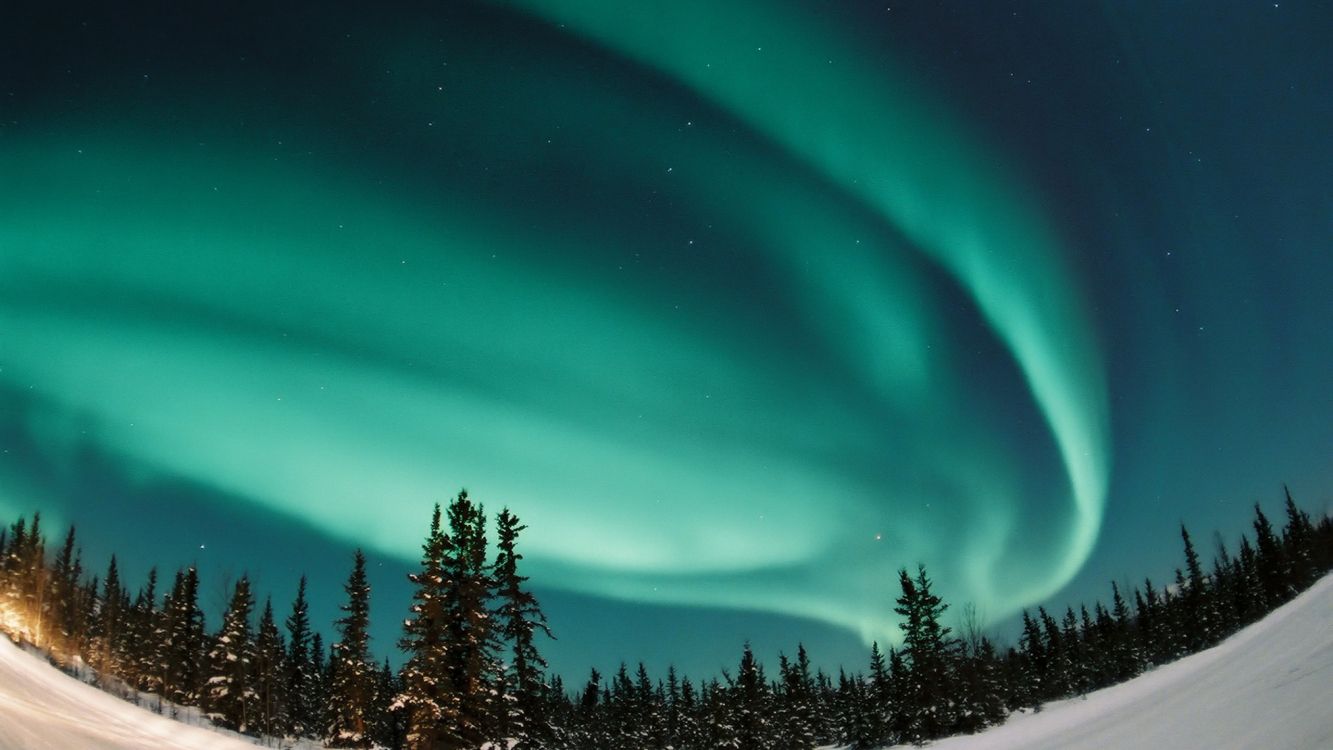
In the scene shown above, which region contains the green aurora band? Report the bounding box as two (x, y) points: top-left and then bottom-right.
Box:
(0, 1), (1108, 645)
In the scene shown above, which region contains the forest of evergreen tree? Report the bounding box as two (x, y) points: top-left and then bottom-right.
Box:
(0, 487), (1328, 749)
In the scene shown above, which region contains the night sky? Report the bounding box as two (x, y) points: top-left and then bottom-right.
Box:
(1, 1), (1329, 681)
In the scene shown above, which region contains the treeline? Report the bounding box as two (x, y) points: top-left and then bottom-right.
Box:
(0, 490), (553, 749)
(1, 487), (1329, 749)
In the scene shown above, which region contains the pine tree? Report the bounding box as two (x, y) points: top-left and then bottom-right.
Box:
(253, 598), (286, 738)
(863, 642), (891, 746)
(1015, 611), (1046, 707)
(205, 575), (257, 732)
(444, 490), (500, 747)
(675, 674), (704, 750)
(1136, 579), (1170, 665)
(732, 643), (771, 750)
(1108, 582), (1140, 681)
(607, 663), (639, 748)
(492, 507), (553, 749)
(1179, 525), (1214, 650)
(956, 637), (1007, 732)
(126, 568), (161, 693)
(310, 632), (329, 735)
(574, 667), (606, 750)
(776, 645), (819, 750)
(1038, 606), (1068, 696)
(1210, 533), (1241, 638)
(47, 525), (82, 661)
(1060, 607), (1089, 695)
(1252, 503), (1289, 607)
(284, 575), (316, 737)
(1281, 486), (1317, 590)
(1235, 534), (1264, 624)
(893, 565), (958, 741)
(163, 566), (207, 707)
(370, 657), (404, 749)
(90, 555), (126, 682)
(396, 503), (460, 749)
(702, 677), (738, 750)
(327, 549), (376, 747)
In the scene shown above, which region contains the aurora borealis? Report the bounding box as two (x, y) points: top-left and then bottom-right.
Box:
(2, 1), (1330, 677)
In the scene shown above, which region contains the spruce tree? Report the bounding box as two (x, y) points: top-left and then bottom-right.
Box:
(776, 646), (818, 750)
(47, 525), (82, 661)
(284, 575), (316, 737)
(956, 635), (1007, 733)
(90, 555), (126, 682)
(370, 657), (404, 749)
(1236, 535), (1264, 623)
(1179, 525), (1214, 650)
(327, 549), (376, 747)
(863, 642), (891, 746)
(893, 565), (958, 741)
(493, 507), (553, 748)
(1252, 503), (1288, 606)
(163, 566), (206, 707)
(675, 674), (704, 750)
(443, 490), (500, 747)
(253, 598), (286, 738)
(1281, 487), (1317, 589)
(1107, 582), (1140, 682)
(1016, 611), (1046, 707)
(310, 632), (330, 735)
(126, 568), (160, 693)
(205, 575), (257, 732)
(397, 503), (460, 749)
(732, 643), (771, 750)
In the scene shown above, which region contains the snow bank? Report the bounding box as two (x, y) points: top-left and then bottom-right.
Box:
(892, 574), (1333, 750)
(0, 637), (273, 749)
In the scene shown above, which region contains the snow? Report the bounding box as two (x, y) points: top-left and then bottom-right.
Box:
(882, 574), (1333, 750)
(0, 639), (323, 749)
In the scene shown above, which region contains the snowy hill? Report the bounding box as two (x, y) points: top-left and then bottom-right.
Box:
(883, 574), (1333, 750)
(1, 576), (1330, 749)
(0, 639), (288, 750)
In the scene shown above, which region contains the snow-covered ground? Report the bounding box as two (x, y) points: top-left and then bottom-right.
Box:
(0, 640), (299, 749)
(2, 575), (1330, 749)
(886, 574), (1333, 750)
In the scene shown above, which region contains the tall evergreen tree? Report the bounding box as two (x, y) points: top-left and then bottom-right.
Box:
(90, 555), (126, 681)
(370, 657), (404, 749)
(205, 575), (256, 732)
(284, 575), (316, 737)
(776, 645), (819, 750)
(443, 491), (500, 747)
(1179, 525), (1214, 650)
(731, 643), (771, 750)
(47, 525), (83, 660)
(956, 636), (1007, 732)
(126, 568), (160, 693)
(310, 632), (330, 736)
(327, 549), (376, 747)
(1252, 503), (1288, 606)
(1014, 612), (1044, 708)
(1108, 582), (1140, 681)
(492, 507), (553, 748)
(863, 642), (891, 746)
(396, 503), (460, 749)
(253, 598), (287, 739)
(1281, 486), (1317, 589)
(163, 566), (207, 707)
(893, 565), (958, 741)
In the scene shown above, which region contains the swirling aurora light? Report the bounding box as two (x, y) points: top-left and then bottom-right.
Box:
(0, 0), (1110, 647)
